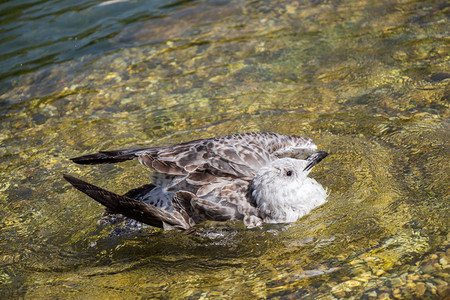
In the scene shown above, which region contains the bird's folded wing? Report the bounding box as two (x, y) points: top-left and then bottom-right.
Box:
(173, 191), (238, 224)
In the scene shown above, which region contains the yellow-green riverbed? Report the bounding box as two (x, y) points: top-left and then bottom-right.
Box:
(0, 0), (448, 298)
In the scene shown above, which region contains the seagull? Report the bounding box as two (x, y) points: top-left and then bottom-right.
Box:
(64, 132), (328, 230)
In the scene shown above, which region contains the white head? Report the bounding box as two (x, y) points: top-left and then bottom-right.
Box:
(250, 156), (328, 223)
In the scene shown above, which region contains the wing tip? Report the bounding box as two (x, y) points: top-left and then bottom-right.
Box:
(70, 151), (137, 165)
(63, 173), (83, 186)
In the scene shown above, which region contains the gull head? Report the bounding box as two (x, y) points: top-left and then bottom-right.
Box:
(250, 152), (328, 223)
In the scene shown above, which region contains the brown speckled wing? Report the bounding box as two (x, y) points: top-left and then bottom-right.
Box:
(70, 132), (317, 180)
(135, 132), (316, 180)
(136, 136), (265, 179)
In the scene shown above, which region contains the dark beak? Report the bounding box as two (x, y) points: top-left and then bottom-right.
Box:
(303, 151), (329, 172)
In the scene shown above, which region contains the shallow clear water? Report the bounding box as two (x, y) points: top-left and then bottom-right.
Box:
(1, 0), (449, 298)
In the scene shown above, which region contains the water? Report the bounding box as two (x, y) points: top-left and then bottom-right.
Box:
(1, 0), (448, 298)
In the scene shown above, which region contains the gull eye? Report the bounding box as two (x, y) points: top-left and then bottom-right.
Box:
(286, 170), (293, 176)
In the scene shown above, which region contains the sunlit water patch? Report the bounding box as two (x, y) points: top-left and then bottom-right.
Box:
(1, 0), (449, 298)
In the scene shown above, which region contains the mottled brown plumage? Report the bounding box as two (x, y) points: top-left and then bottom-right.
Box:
(64, 132), (328, 230)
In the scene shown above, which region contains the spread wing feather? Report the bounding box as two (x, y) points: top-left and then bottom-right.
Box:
(71, 132), (316, 180)
(63, 174), (190, 229)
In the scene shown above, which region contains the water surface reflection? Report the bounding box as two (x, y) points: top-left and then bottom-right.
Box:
(0, 0), (448, 298)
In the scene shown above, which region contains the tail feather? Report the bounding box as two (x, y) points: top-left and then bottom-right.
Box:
(70, 148), (153, 165)
(63, 174), (189, 230)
